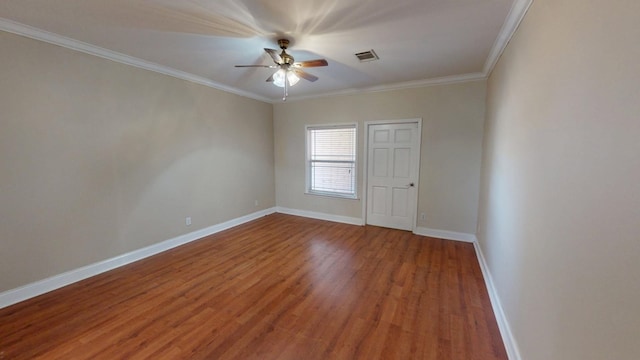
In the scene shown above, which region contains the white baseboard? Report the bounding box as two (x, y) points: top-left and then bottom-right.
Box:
(275, 207), (364, 226)
(473, 241), (521, 360)
(414, 226), (519, 359)
(0, 207), (277, 309)
(0, 206), (519, 360)
(413, 227), (477, 243)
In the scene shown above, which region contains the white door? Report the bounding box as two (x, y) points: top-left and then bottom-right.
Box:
(366, 122), (420, 231)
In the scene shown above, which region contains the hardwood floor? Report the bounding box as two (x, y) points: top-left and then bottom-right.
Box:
(0, 214), (507, 359)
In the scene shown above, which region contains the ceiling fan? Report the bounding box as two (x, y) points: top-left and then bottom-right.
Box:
(235, 39), (328, 100)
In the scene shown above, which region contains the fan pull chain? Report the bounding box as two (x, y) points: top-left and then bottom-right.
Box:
(283, 76), (288, 101)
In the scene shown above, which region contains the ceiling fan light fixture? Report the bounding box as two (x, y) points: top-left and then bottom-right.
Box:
(287, 71), (300, 86)
(272, 68), (300, 88)
(272, 69), (286, 87)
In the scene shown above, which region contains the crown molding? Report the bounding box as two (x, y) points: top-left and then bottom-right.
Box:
(2, 0), (532, 104)
(283, 72), (487, 103)
(0, 17), (272, 103)
(483, 0), (534, 76)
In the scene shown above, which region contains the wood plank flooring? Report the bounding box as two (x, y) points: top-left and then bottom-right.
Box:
(0, 213), (507, 359)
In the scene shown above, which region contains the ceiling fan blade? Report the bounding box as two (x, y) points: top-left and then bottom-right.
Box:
(266, 73), (275, 82)
(235, 65), (276, 68)
(293, 69), (319, 82)
(264, 48), (283, 64)
(293, 59), (328, 68)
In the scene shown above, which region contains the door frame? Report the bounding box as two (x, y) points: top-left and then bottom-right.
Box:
(362, 118), (423, 231)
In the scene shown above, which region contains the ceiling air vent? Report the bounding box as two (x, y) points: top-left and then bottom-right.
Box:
(355, 49), (379, 62)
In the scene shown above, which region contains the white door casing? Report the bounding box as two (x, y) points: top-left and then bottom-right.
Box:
(366, 121), (421, 231)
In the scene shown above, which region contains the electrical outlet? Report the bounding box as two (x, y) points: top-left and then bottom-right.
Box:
(254, 200), (259, 207)
(185, 217), (192, 226)
(420, 213), (426, 221)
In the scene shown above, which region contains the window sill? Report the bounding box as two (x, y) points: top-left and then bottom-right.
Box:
(305, 191), (359, 200)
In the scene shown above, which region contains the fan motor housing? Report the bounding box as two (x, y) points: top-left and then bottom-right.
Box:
(278, 39), (295, 64)
(281, 53), (294, 65)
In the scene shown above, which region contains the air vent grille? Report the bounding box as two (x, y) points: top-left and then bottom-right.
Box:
(355, 49), (379, 62)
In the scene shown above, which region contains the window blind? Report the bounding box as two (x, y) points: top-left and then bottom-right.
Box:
(307, 126), (356, 197)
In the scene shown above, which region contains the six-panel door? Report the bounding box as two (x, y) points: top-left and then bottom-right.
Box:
(366, 122), (419, 231)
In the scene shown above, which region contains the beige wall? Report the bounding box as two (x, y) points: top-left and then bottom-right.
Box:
(477, 0), (640, 359)
(0, 31), (275, 292)
(274, 81), (486, 234)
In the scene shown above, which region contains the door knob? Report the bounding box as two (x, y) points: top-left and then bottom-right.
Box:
(407, 182), (415, 187)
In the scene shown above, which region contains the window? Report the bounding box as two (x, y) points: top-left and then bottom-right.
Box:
(306, 124), (357, 198)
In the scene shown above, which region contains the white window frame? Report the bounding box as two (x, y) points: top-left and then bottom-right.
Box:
(305, 123), (358, 199)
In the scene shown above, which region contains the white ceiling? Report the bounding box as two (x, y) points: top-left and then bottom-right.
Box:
(0, 0), (524, 102)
